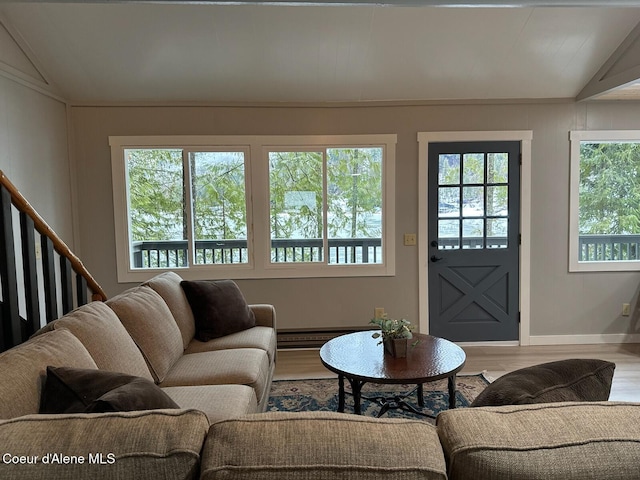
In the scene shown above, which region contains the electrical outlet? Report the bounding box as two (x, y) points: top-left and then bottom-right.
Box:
(404, 233), (417, 246)
(622, 303), (631, 316)
(374, 307), (385, 319)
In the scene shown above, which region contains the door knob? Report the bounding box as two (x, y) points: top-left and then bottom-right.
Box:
(430, 240), (438, 247)
(430, 255), (443, 263)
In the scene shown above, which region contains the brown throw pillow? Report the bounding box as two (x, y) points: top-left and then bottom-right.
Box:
(180, 279), (256, 342)
(470, 359), (615, 407)
(40, 366), (179, 414)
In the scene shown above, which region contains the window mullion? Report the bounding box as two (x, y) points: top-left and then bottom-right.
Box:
(183, 150), (195, 268)
(322, 149), (329, 264)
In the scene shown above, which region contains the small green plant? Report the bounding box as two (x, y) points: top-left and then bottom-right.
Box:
(370, 316), (415, 344)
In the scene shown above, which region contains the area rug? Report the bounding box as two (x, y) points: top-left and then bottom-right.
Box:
(267, 374), (490, 422)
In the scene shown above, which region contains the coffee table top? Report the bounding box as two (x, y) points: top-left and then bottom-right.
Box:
(319, 331), (466, 384)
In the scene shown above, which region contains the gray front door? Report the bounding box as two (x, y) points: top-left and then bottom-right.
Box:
(428, 141), (520, 342)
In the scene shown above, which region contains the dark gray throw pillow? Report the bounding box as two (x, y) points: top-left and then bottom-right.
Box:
(39, 366), (179, 414)
(470, 358), (615, 407)
(180, 279), (256, 342)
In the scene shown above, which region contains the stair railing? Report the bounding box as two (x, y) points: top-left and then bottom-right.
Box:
(0, 170), (107, 352)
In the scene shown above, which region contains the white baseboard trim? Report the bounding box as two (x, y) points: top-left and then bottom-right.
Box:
(529, 333), (640, 345)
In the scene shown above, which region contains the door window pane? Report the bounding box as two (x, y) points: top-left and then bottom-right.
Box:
(439, 187), (460, 217)
(487, 186), (508, 216)
(487, 218), (508, 248)
(487, 153), (508, 183)
(463, 186), (484, 217)
(463, 153), (484, 184)
(439, 219), (460, 249)
(462, 219), (484, 249)
(439, 154), (460, 185)
(190, 151), (248, 265)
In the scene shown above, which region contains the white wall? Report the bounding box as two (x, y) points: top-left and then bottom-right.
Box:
(70, 101), (640, 342)
(0, 74), (73, 246)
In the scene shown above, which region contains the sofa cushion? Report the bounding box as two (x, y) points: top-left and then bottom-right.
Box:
(437, 402), (640, 480)
(180, 279), (255, 342)
(145, 271), (196, 349)
(40, 366), (179, 414)
(162, 384), (258, 424)
(184, 326), (277, 365)
(0, 329), (97, 419)
(36, 301), (153, 381)
(0, 409), (208, 480)
(159, 348), (271, 410)
(107, 286), (184, 383)
(201, 412), (447, 480)
(470, 359), (615, 407)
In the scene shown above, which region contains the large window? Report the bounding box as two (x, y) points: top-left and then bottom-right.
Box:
(570, 131), (640, 272)
(268, 148), (383, 264)
(110, 135), (396, 281)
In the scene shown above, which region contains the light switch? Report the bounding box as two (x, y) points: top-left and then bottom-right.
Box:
(404, 233), (417, 246)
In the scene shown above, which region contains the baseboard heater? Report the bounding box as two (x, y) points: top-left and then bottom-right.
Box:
(277, 327), (375, 349)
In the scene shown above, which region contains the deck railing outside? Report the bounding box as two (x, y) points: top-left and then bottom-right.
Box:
(132, 234), (640, 269)
(132, 238), (383, 268)
(578, 234), (640, 262)
(440, 234), (640, 261)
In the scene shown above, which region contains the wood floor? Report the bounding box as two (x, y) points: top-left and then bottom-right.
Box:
(274, 343), (640, 402)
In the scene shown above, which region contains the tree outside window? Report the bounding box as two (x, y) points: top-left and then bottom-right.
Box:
(123, 142), (387, 271)
(570, 131), (640, 271)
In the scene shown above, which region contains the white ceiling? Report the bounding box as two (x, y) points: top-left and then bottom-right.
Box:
(1, 2), (640, 104)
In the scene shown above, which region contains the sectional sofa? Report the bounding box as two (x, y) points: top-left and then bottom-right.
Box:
(0, 271), (639, 480)
(0, 271), (276, 479)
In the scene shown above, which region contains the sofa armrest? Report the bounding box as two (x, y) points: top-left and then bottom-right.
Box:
(249, 304), (276, 329)
(0, 409), (208, 480)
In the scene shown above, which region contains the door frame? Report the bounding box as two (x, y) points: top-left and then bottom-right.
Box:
(417, 131), (533, 345)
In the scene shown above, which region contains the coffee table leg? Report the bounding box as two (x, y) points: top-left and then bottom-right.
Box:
(338, 375), (345, 412)
(352, 380), (362, 415)
(448, 375), (457, 409)
(417, 383), (424, 407)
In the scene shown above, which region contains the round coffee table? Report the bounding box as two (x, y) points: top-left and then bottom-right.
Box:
(319, 331), (466, 417)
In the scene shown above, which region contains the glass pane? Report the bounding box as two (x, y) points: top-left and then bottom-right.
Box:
(327, 147), (383, 264)
(463, 153), (484, 184)
(462, 219), (484, 249)
(439, 187), (460, 217)
(269, 151), (323, 263)
(463, 186), (484, 217)
(487, 153), (508, 184)
(438, 219), (460, 250)
(439, 154), (460, 185)
(578, 140), (640, 263)
(487, 218), (508, 249)
(190, 151), (248, 265)
(487, 186), (508, 216)
(126, 148), (186, 269)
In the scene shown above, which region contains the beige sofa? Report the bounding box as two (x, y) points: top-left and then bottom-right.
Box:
(1, 271), (640, 480)
(202, 402), (640, 480)
(0, 271), (276, 479)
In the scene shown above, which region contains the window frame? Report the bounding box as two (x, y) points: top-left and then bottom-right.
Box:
(110, 134), (396, 282)
(569, 130), (640, 272)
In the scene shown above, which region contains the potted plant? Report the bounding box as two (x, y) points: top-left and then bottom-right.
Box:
(370, 316), (417, 358)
